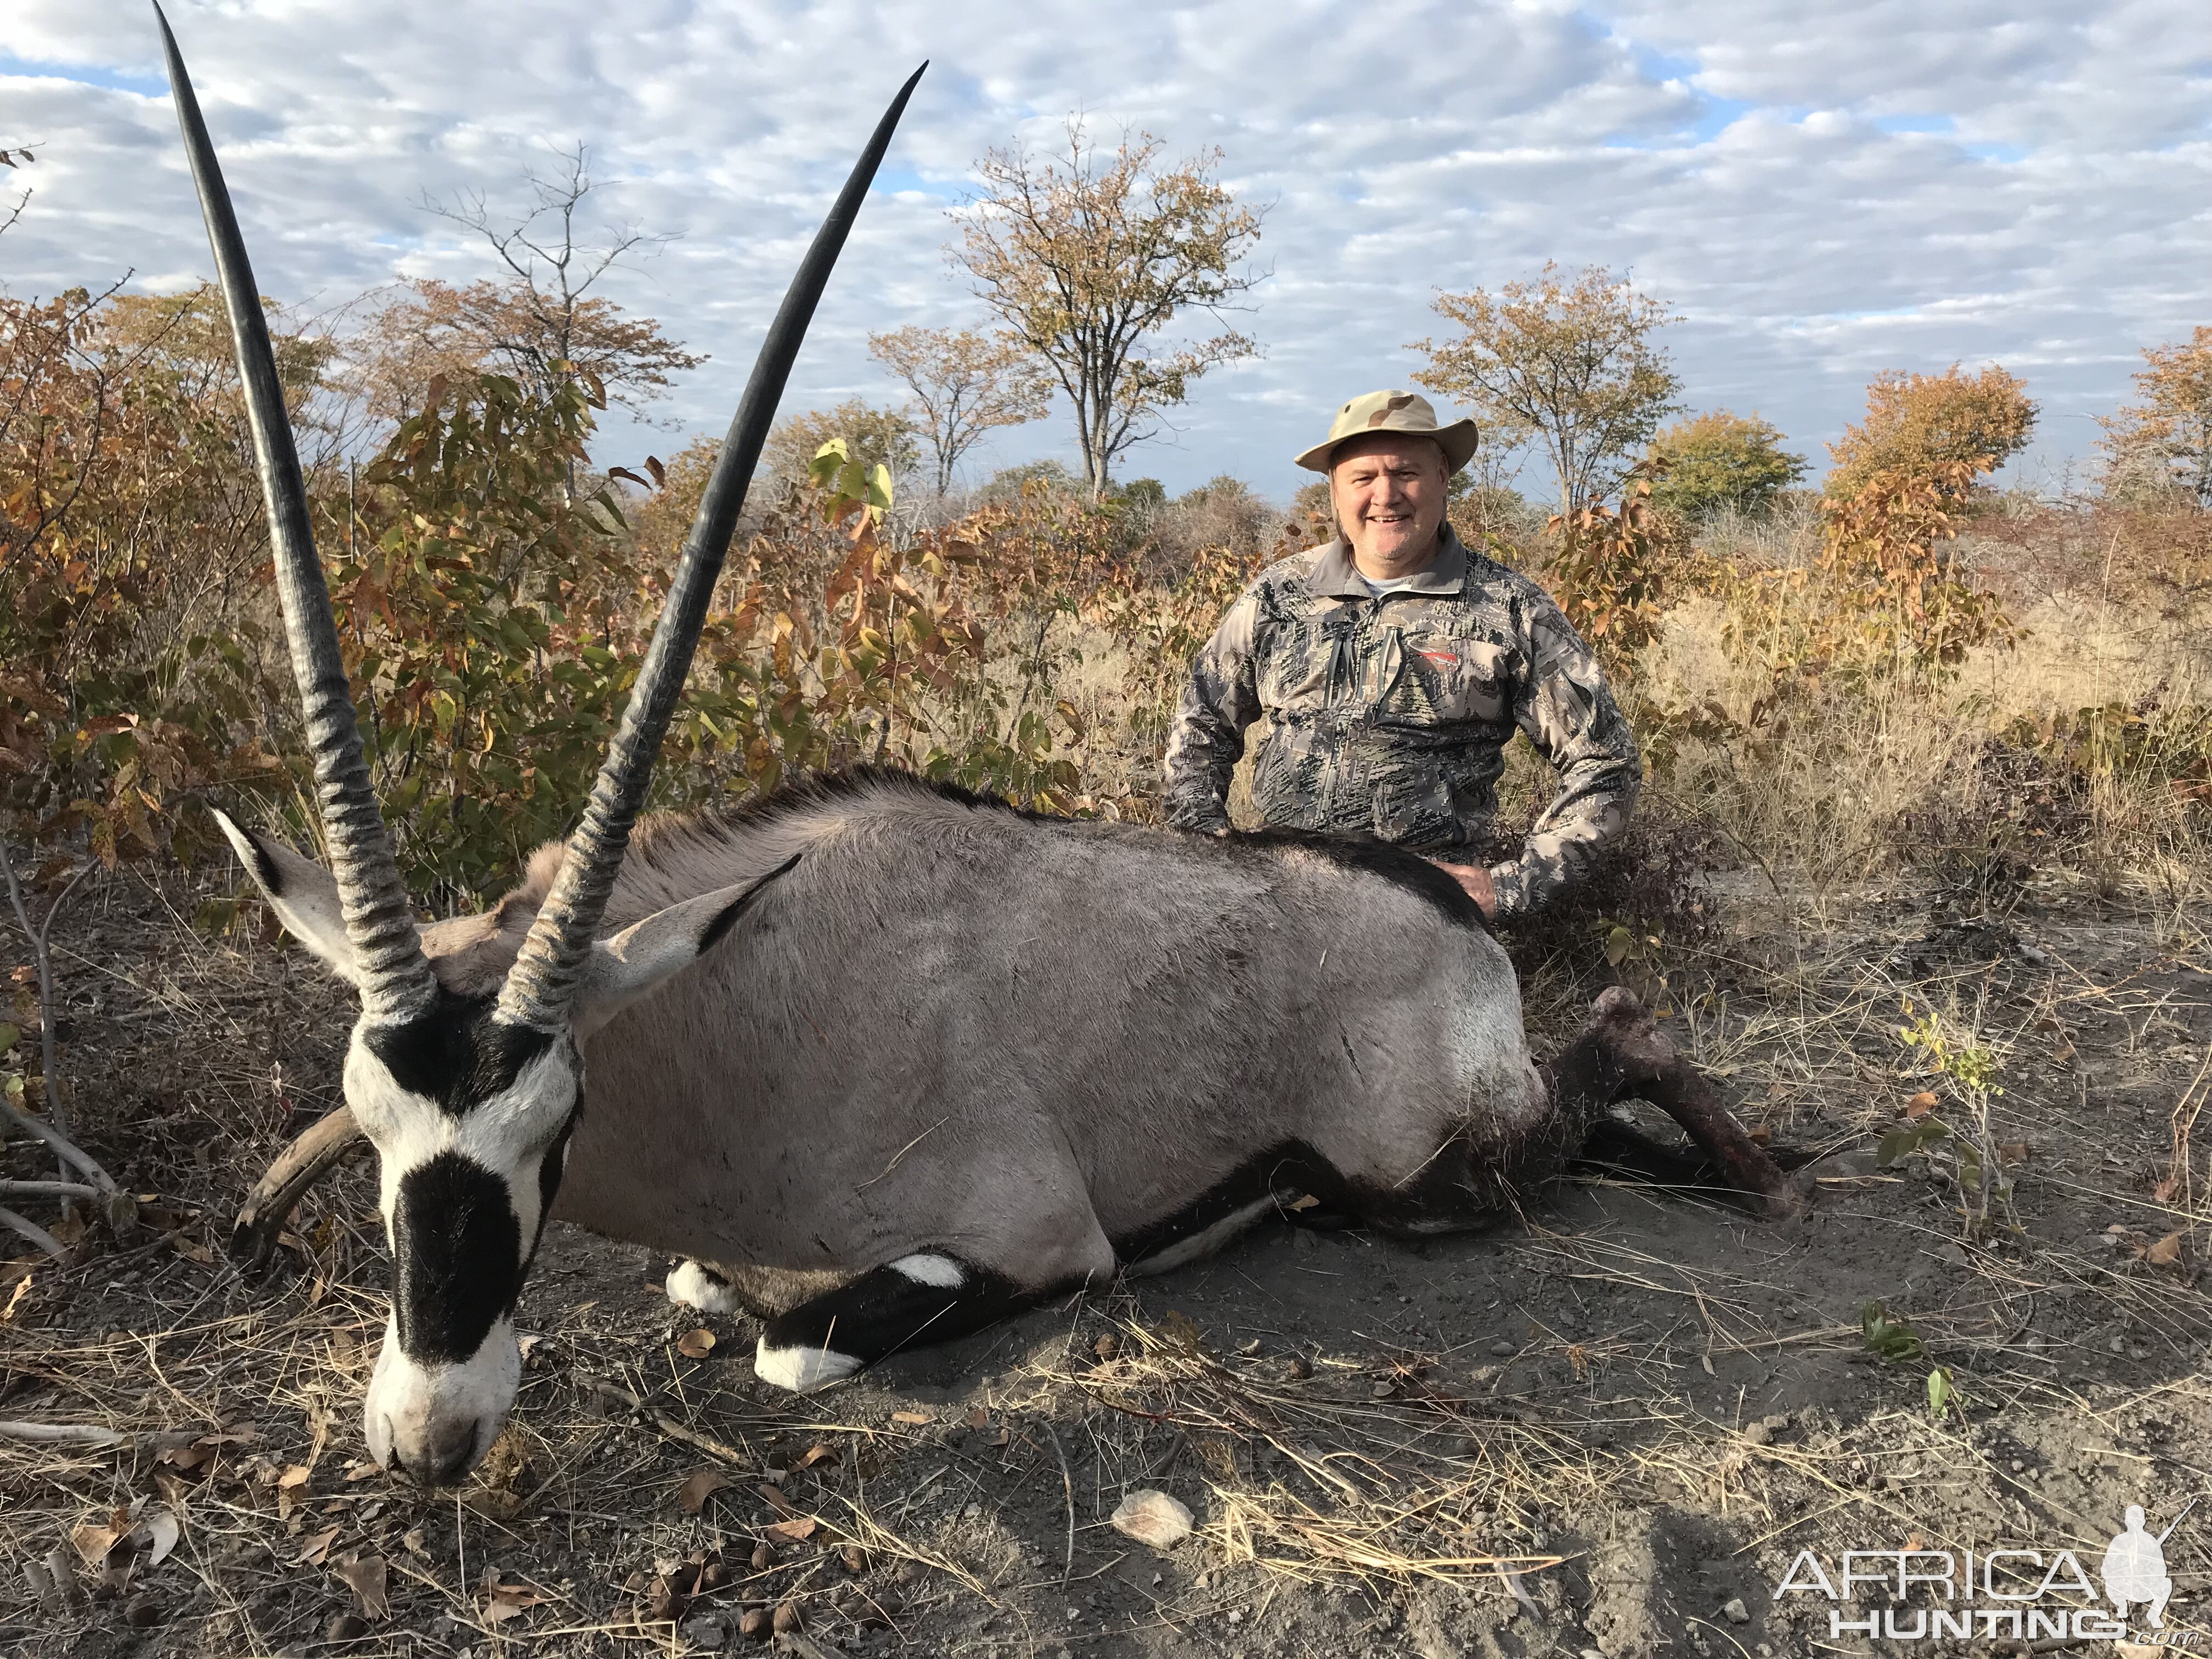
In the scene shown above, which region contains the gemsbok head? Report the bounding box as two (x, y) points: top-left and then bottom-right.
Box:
(156, 3), (924, 1482)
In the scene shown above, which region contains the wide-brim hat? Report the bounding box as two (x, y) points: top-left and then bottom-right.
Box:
(1294, 388), (1479, 475)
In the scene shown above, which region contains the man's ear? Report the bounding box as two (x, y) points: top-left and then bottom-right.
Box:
(569, 854), (800, 1040)
(212, 809), (360, 985)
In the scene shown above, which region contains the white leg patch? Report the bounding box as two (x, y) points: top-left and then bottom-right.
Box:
(754, 1336), (863, 1393)
(1124, 1197), (1276, 1278)
(667, 1260), (743, 1315)
(888, 1252), (965, 1289)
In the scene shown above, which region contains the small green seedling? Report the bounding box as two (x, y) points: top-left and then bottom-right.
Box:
(1926, 1365), (1961, 1421)
(1861, 1300), (1926, 1363)
(1889, 1000), (2020, 1242)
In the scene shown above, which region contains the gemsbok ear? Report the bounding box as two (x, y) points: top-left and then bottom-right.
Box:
(213, 809), (362, 986)
(571, 854), (800, 1040)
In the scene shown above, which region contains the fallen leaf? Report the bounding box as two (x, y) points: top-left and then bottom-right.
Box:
(795, 1442), (838, 1470)
(676, 1470), (733, 1515)
(139, 1509), (179, 1569)
(478, 1571), (550, 1627)
(172, 1237), (215, 1266)
(1284, 1193), (1320, 1212)
(400, 1527), (426, 1558)
(758, 1483), (799, 1517)
(1, 1273), (30, 1322)
(765, 1516), (817, 1544)
(332, 1553), (389, 1621)
(70, 1521), (123, 1567)
(1999, 1142), (2031, 1165)
(1109, 1489), (1193, 1550)
(1905, 1091), (1938, 1119)
(462, 1489), (523, 1521)
(1159, 1310), (1206, 1351)
(1747, 1125), (1772, 1146)
(278, 1464), (312, 1490)
(889, 1411), (931, 1426)
(2146, 1232), (2184, 1267)
(2152, 1174), (2183, 1204)
(675, 1328), (716, 1359)
(296, 1525), (342, 1566)
(964, 1407), (990, 1431)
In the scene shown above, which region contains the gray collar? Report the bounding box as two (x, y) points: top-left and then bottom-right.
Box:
(1306, 526), (1471, 600)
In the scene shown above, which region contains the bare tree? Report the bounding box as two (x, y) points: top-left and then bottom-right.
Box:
(952, 123), (1263, 499)
(867, 326), (1051, 495)
(0, 142), (33, 241)
(397, 144), (702, 413)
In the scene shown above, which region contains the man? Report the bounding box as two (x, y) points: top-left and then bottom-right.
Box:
(1162, 388), (1639, 919)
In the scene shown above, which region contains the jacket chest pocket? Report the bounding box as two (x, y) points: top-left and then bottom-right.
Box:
(1382, 630), (1515, 726)
(1256, 613), (1358, 715)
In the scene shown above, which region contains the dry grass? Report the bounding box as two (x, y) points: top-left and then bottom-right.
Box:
(1635, 512), (2212, 925)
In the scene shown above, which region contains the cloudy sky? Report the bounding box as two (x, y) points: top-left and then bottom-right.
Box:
(5, 1), (2209, 503)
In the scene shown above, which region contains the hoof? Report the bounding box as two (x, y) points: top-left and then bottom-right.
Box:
(1588, 986), (1676, 1076)
(1758, 1172), (1821, 1223)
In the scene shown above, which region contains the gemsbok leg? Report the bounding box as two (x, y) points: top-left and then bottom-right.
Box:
(1549, 987), (1815, 1221)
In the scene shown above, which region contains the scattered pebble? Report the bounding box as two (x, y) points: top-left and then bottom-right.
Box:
(123, 1595), (165, 1630)
(323, 1612), (366, 1642)
(1722, 1597), (1751, 1624)
(1491, 1340), (1515, 1357)
(737, 1607), (771, 1640)
(771, 1600), (803, 1633)
(1110, 1489), (1194, 1550)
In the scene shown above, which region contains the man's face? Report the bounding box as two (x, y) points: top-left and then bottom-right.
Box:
(1330, 436), (1449, 573)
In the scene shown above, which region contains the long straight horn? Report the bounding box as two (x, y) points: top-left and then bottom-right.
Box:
(156, 3), (438, 1025)
(495, 64), (927, 1032)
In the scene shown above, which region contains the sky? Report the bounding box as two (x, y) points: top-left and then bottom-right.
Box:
(4, 0), (2209, 504)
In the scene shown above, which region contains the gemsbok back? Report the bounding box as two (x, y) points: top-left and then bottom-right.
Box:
(162, 10), (1810, 1485)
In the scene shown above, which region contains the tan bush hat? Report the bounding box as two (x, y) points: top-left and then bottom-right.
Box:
(1294, 388), (1479, 475)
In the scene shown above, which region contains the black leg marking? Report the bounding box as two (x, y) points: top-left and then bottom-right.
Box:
(752, 1255), (1037, 1391)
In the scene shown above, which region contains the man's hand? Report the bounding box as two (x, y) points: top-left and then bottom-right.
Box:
(1429, 860), (1497, 919)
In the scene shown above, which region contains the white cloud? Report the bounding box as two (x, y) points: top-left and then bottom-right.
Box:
(4, 0), (2208, 501)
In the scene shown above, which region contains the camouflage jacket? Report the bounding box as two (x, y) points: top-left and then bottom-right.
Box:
(1161, 527), (1640, 917)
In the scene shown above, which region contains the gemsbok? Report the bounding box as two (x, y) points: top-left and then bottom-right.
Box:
(161, 10), (1810, 1486)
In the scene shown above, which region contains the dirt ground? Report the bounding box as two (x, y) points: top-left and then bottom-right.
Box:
(2, 861), (2207, 1658)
